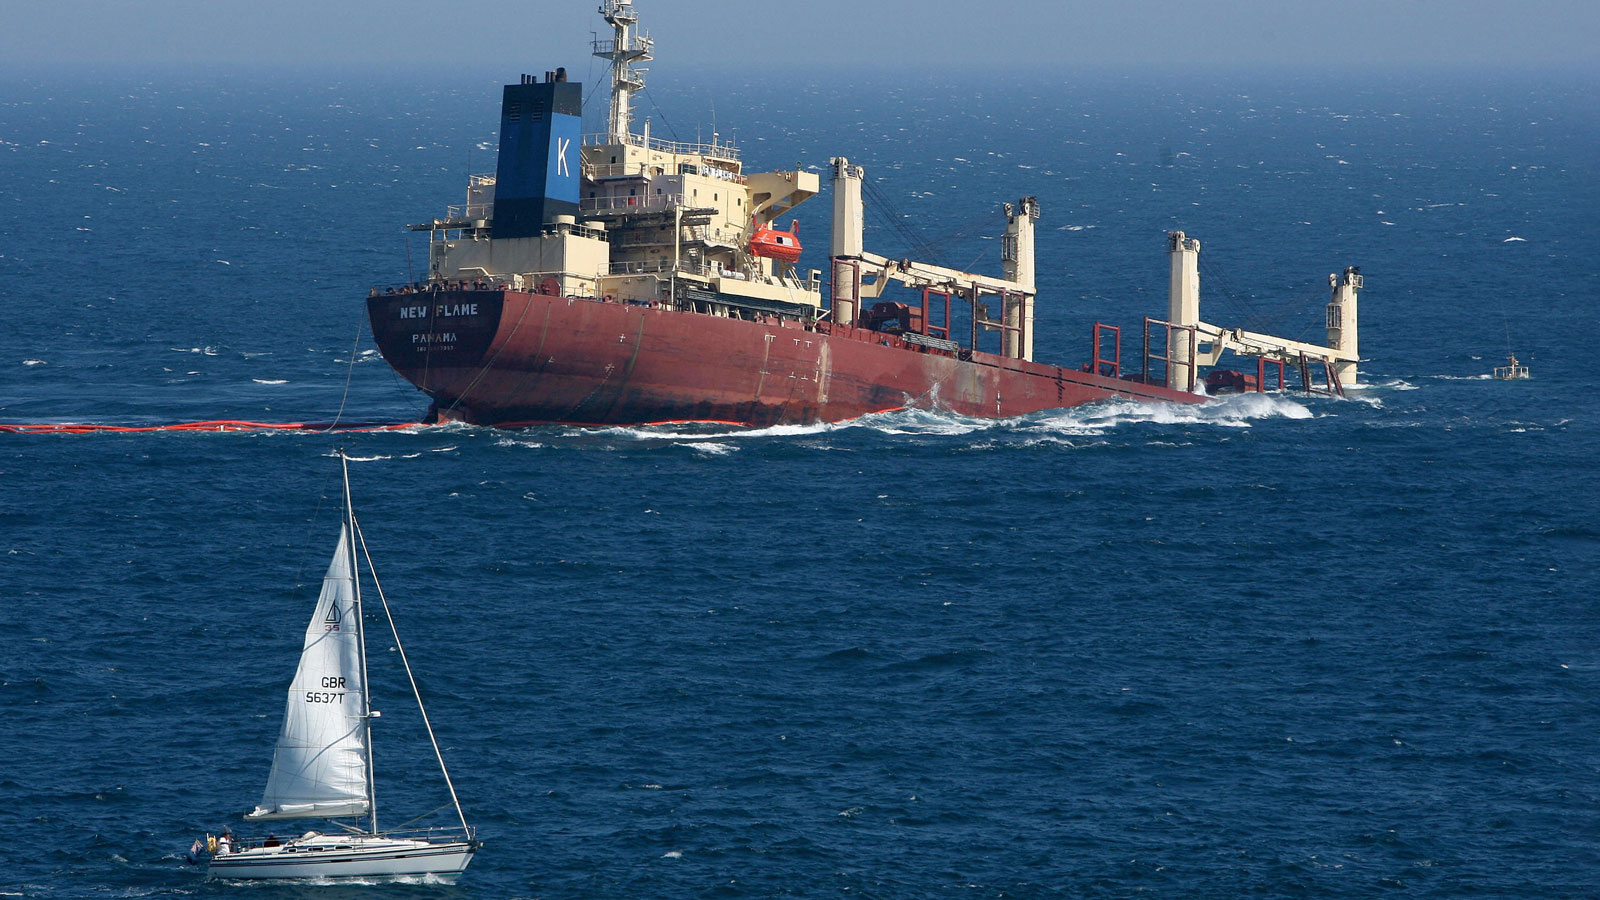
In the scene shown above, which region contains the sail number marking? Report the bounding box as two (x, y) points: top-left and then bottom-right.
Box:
(304, 676), (350, 703)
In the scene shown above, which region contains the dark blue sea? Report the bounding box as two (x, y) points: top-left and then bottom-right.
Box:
(2, 61), (1598, 898)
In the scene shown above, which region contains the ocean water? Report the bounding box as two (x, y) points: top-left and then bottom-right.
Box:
(2, 62), (1598, 898)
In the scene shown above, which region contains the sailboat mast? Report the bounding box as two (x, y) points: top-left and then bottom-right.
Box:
(341, 451), (379, 835)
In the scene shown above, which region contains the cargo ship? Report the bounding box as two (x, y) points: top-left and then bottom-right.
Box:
(366, 0), (1363, 428)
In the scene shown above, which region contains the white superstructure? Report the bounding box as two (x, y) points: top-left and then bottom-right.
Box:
(414, 0), (823, 320)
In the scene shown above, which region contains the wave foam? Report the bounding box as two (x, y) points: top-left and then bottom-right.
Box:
(514, 393), (1323, 448)
(1027, 392), (1313, 433)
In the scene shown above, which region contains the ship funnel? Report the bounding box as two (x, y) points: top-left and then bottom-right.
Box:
(491, 78), (583, 240)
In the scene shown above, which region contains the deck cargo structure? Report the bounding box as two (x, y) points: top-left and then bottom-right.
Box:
(366, 0), (1362, 427)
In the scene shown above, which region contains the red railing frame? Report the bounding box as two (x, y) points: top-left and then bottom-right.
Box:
(1090, 323), (1121, 378)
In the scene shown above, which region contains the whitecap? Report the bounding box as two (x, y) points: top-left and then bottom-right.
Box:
(251, 378), (287, 385)
(23, 359), (45, 366)
(1029, 392), (1313, 434)
(1502, 236), (1527, 242)
(592, 420), (833, 442)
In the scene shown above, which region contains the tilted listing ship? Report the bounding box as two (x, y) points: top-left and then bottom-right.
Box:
(367, 0), (1365, 428)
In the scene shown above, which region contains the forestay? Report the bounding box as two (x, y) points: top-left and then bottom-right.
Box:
(247, 524), (370, 820)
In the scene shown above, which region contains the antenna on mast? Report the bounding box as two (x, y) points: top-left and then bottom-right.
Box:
(593, 0), (653, 142)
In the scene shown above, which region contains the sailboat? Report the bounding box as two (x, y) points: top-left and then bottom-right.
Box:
(198, 452), (479, 880)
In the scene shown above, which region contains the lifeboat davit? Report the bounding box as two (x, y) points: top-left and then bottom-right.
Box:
(749, 218), (802, 264)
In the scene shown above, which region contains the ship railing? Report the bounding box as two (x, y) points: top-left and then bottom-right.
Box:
(370, 279), (506, 295)
(608, 259), (684, 276)
(607, 259), (739, 278)
(370, 271), (603, 296)
(591, 36), (653, 59)
(680, 224), (744, 246)
(226, 825), (476, 852)
(596, 222), (737, 248)
(610, 230), (677, 248)
(602, 260), (821, 295)
(582, 193), (686, 214)
(583, 131), (740, 162)
(584, 162), (629, 179)
(586, 161), (746, 184)
(445, 204), (493, 221)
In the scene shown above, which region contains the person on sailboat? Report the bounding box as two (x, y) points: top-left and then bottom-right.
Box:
(216, 831), (233, 856)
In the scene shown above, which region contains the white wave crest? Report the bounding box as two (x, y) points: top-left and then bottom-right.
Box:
(589, 420), (834, 442)
(515, 392), (1322, 447)
(1026, 393), (1313, 433)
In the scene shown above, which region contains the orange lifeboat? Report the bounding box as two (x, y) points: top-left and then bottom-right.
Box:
(749, 218), (802, 264)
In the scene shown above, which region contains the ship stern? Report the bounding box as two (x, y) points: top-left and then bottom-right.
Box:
(367, 288), (505, 417)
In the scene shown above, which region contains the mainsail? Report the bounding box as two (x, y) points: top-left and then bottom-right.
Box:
(248, 523), (370, 820)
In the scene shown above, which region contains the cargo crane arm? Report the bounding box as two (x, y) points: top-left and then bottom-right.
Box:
(1190, 322), (1357, 367)
(854, 250), (1031, 301)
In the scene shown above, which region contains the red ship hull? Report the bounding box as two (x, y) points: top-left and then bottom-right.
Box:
(367, 288), (1201, 427)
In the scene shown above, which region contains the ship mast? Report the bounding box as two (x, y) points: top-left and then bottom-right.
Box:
(594, 0), (653, 142)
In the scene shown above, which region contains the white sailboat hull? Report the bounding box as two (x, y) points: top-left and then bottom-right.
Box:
(207, 834), (476, 880)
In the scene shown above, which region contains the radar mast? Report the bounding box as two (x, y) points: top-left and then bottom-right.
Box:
(594, 0), (653, 141)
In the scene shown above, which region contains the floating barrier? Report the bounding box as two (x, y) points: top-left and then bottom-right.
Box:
(0, 420), (425, 435)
